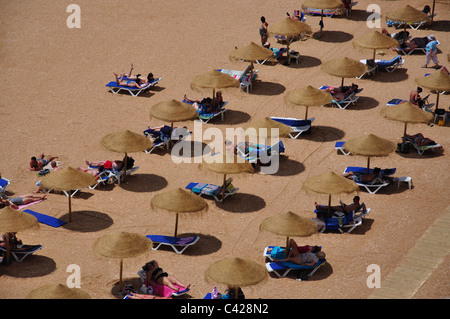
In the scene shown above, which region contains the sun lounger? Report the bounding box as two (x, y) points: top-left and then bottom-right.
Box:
(145, 235), (200, 254)
(343, 166), (396, 176)
(386, 95), (434, 111)
(144, 126), (192, 154)
(107, 166), (139, 185)
(35, 180), (83, 197)
(183, 99), (228, 123)
(360, 56), (404, 75)
(185, 178), (238, 202)
(386, 19), (429, 30)
(335, 141), (350, 155)
(0, 244), (43, 262)
(235, 140), (285, 164)
(404, 136), (443, 155)
(270, 117), (314, 139)
(217, 67), (258, 82)
(319, 85), (362, 109)
(303, 6), (342, 17)
(23, 209), (67, 228)
(105, 78), (162, 97)
(314, 203), (371, 233)
(394, 40), (439, 55)
(264, 246), (326, 278)
(0, 177), (11, 193)
(343, 167), (395, 194)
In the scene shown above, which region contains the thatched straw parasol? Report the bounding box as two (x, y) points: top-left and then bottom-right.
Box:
(268, 17), (310, 53)
(321, 57), (367, 87)
(285, 85), (333, 119)
(303, 171), (359, 216)
(229, 42), (274, 81)
(150, 188), (208, 237)
(150, 99), (198, 148)
(260, 211), (318, 257)
(385, 5), (430, 42)
(302, 0), (343, 37)
(353, 30), (399, 61)
(243, 117), (291, 139)
(343, 134), (396, 173)
(93, 232), (152, 291)
(26, 283), (91, 299)
(199, 153), (254, 202)
(0, 207), (38, 265)
(191, 70), (240, 101)
(40, 166), (96, 222)
(416, 70), (450, 111)
(101, 130), (152, 180)
(205, 257), (267, 298)
(380, 102), (434, 145)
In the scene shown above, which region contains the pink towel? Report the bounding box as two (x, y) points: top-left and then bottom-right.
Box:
(18, 199), (45, 210)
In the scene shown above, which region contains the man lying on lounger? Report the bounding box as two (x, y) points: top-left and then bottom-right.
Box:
(406, 133), (436, 147)
(325, 83), (359, 101)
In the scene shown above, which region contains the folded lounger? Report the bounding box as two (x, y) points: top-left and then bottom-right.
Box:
(264, 246), (326, 278)
(314, 203), (371, 233)
(105, 78), (162, 97)
(0, 177), (11, 193)
(319, 85), (362, 109)
(404, 136), (443, 155)
(145, 235), (200, 254)
(270, 117), (315, 139)
(185, 178), (238, 202)
(0, 244), (43, 262)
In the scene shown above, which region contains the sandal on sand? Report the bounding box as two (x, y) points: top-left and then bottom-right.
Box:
(421, 65), (428, 68)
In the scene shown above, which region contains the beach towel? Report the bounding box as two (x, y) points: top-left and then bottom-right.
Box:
(17, 199), (45, 210)
(23, 209), (67, 227)
(145, 282), (189, 298)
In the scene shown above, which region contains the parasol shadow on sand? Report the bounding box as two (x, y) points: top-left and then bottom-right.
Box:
(93, 231), (152, 292)
(285, 85), (333, 119)
(190, 70), (240, 105)
(268, 17), (310, 58)
(40, 167), (97, 222)
(205, 257), (267, 299)
(150, 188), (208, 237)
(380, 102), (434, 147)
(353, 30), (399, 61)
(150, 99), (198, 149)
(229, 42), (275, 81)
(321, 57), (367, 87)
(302, 0), (343, 38)
(260, 211), (318, 257)
(0, 207), (38, 265)
(26, 283), (91, 299)
(415, 70), (450, 111)
(101, 129), (153, 181)
(343, 133), (397, 173)
(199, 153), (255, 203)
(303, 171), (359, 217)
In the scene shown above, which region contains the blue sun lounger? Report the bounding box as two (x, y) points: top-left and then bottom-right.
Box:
(0, 177), (11, 193)
(106, 78), (162, 96)
(0, 244), (43, 262)
(146, 235), (200, 254)
(186, 178), (239, 202)
(270, 117), (314, 139)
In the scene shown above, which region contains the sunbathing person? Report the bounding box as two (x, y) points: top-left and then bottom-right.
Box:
(113, 72), (147, 89)
(142, 260), (190, 292)
(189, 97), (214, 114)
(0, 193), (46, 207)
(325, 83), (359, 101)
(406, 133), (436, 146)
(124, 63), (156, 84)
(185, 91), (223, 108)
(0, 197), (18, 209)
(343, 168), (385, 184)
(76, 165), (105, 178)
(85, 159), (124, 171)
(0, 232), (23, 248)
(29, 154), (58, 171)
(287, 10), (303, 21)
(274, 250), (325, 266)
(403, 36), (429, 51)
(315, 195), (362, 215)
(410, 87), (425, 108)
(282, 239), (321, 259)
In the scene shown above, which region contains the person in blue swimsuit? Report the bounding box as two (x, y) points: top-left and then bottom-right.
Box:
(113, 72), (147, 89)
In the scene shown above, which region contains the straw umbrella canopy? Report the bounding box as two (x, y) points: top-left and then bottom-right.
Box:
(0, 206), (38, 265)
(416, 70), (450, 111)
(199, 153), (254, 202)
(385, 5), (430, 40)
(191, 70), (240, 102)
(260, 211), (318, 257)
(26, 284), (91, 299)
(101, 129), (152, 179)
(229, 42), (275, 82)
(205, 257), (267, 298)
(150, 99), (198, 148)
(303, 171), (359, 216)
(93, 232), (152, 291)
(243, 117), (291, 139)
(380, 102), (434, 145)
(150, 188), (208, 237)
(285, 85), (333, 119)
(302, 0), (343, 37)
(40, 166), (96, 222)
(268, 17), (310, 54)
(353, 30), (399, 61)
(343, 134), (396, 173)
(321, 57), (367, 87)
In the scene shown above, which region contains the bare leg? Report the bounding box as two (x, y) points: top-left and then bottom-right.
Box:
(127, 63), (134, 77)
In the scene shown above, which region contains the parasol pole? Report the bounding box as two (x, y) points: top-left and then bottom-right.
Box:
(221, 174), (227, 203)
(68, 190), (72, 222)
(5, 234), (10, 265)
(305, 106), (309, 121)
(250, 62), (254, 84)
(431, 0), (435, 25)
(402, 123), (408, 145)
(285, 236), (290, 258)
(435, 92), (440, 111)
(174, 213), (179, 237)
(169, 122), (174, 150)
(119, 258), (124, 292)
(123, 152), (128, 183)
(367, 157), (371, 174)
(327, 194), (332, 218)
(341, 77), (344, 88)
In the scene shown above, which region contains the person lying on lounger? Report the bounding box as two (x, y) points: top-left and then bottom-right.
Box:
(315, 195), (362, 215)
(0, 197), (18, 209)
(0, 193), (46, 207)
(142, 260), (190, 293)
(406, 133), (436, 146)
(0, 232), (23, 248)
(85, 158), (126, 171)
(113, 72), (147, 89)
(123, 63), (156, 84)
(29, 153), (58, 171)
(325, 83), (359, 101)
(343, 168), (383, 183)
(273, 249), (325, 266)
(76, 165), (105, 178)
(401, 36), (430, 51)
(184, 91), (224, 109)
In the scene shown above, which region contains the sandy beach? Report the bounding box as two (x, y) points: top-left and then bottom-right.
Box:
(0, 0), (449, 300)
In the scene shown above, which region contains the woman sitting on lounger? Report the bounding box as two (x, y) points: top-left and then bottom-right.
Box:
(143, 260), (190, 293)
(315, 196), (361, 215)
(113, 72), (147, 89)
